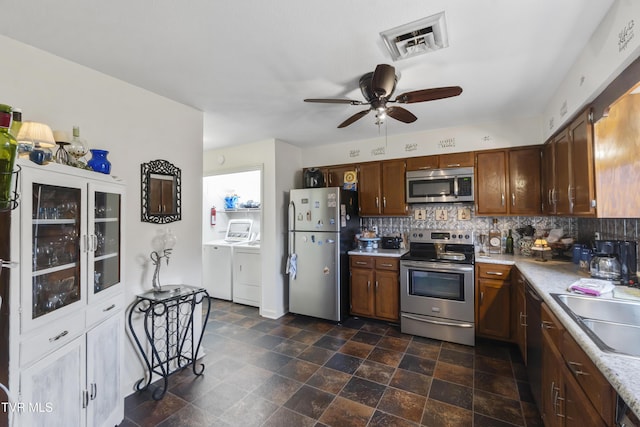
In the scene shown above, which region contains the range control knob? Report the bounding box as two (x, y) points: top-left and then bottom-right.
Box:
(418, 233), (423, 238)
(458, 234), (463, 239)
(465, 234), (470, 240)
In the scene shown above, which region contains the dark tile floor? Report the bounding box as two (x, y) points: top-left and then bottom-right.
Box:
(121, 299), (542, 427)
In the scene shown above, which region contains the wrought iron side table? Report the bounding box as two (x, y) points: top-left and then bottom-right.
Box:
(128, 285), (211, 400)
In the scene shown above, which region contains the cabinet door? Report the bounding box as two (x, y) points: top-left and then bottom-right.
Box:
(350, 268), (374, 317)
(233, 249), (261, 307)
(476, 278), (511, 339)
(20, 335), (86, 427)
(374, 269), (399, 321)
(542, 140), (556, 215)
(541, 331), (563, 427)
(475, 151), (508, 215)
(554, 129), (571, 215)
(568, 108), (596, 216)
(326, 165), (355, 188)
(86, 314), (123, 427)
(88, 182), (123, 304)
(406, 155), (439, 171)
(357, 163), (382, 215)
(515, 275), (527, 364)
(381, 159), (407, 215)
(509, 147), (542, 215)
(440, 151), (474, 168)
(563, 368), (607, 427)
(21, 170), (87, 332)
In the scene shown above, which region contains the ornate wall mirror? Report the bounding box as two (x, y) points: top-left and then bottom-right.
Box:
(141, 159), (181, 223)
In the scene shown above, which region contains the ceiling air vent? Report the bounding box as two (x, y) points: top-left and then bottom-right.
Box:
(380, 12), (449, 61)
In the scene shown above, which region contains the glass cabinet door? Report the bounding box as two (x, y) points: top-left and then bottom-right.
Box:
(27, 179), (86, 328)
(88, 183), (122, 302)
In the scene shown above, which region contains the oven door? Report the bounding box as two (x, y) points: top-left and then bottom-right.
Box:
(400, 260), (474, 322)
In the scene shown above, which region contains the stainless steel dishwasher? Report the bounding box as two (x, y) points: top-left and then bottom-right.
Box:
(525, 282), (542, 410)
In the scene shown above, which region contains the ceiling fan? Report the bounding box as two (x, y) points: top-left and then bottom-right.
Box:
(304, 64), (462, 128)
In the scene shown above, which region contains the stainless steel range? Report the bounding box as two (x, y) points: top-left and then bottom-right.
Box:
(400, 229), (475, 346)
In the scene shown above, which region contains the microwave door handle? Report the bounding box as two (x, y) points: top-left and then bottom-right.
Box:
(453, 177), (459, 197)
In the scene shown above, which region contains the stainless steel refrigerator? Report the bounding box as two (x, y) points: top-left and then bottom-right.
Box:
(288, 187), (359, 322)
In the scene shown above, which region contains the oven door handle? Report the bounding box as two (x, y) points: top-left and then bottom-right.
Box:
(401, 313), (474, 328)
(401, 261), (473, 273)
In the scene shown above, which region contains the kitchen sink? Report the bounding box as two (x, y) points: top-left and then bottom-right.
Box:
(553, 293), (640, 325)
(580, 319), (640, 357)
(551, 293), (640, 357)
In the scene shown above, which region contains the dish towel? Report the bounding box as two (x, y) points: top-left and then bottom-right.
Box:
(568, 278), (615, 296)
(286, 253), (297, 279)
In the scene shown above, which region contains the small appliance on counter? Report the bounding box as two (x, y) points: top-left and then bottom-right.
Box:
(381, 235), (402, 249)
(593, 240), (638, 286)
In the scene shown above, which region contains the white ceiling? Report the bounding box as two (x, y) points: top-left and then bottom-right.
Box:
(1, 1), (614, 150)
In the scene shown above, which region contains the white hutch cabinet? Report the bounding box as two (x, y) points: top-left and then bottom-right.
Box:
(8, 159), (125, 427)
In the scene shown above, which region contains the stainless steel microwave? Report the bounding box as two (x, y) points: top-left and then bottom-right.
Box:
(406, 167), (474, 203)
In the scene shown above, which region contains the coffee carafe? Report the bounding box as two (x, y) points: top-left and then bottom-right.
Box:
(594, 240), (638, 285)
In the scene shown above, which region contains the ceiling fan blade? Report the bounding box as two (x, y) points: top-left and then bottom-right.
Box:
(304, 98), (364, 105)
(338, 109), (371, 128)
(386, 106), (417, 124)
(371, 64), (396, 98)
(394, 86), (463, 104)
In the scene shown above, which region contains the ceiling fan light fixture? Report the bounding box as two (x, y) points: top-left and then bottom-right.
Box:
(380, 11), (449, 61)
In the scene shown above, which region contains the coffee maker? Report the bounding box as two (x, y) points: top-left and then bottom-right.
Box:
(594, 240), (638, 286)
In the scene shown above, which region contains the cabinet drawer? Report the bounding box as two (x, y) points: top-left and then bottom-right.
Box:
(374, 258), (398, 271)
(562, 331), (616, 425)
(20, 311), (85, 367)
(351, 256), (374, 269)
(477, 263), (512, 280)
(541, 303), (563, 349)
(86, 292), (125, 328)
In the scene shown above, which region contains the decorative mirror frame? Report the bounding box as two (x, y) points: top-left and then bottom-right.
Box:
(141, 159), (181, 224)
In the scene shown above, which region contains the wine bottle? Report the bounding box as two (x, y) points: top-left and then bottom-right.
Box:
(0, 104), (18, 210)
(506, 229), (514, 255)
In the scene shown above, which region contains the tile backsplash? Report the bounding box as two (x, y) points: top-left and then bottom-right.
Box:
(360, 204), (577, 250)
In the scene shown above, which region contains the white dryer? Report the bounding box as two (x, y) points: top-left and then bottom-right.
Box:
(202, 219), (253, 300)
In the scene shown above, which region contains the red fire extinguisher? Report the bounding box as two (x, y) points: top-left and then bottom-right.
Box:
(210, 206), (217, 226)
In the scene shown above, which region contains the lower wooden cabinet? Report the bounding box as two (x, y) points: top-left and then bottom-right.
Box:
(475, 263), (512, 340)
(349, 256), (399, 322)
(540, 302), (615, 427)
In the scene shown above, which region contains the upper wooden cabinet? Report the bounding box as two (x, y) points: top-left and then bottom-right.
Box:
(406, 151), (474, 171)
(358, 159), (407, 216)
(475, 146), (541, 216)
(326, 164), (356, 188)
(593, 87), (640, 218)
(543, 108), (596, 217)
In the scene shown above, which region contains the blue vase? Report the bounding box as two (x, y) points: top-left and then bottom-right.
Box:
(88, 149), (111, 174)
(224, 196), (238, 209)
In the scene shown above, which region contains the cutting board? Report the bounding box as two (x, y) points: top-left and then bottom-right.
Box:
(613, 286), (640, 302)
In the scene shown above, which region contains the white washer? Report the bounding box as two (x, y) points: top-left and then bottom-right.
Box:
(202, 220), (253, 300)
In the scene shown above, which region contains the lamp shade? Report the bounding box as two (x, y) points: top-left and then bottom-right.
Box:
(16, 121), (56, 149)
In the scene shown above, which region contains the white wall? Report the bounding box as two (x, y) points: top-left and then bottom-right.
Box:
(301, 116), (542, 167)
(203, 139), (302, 319)
(0, 35), (204, 396)
(542, 0), (640, 138)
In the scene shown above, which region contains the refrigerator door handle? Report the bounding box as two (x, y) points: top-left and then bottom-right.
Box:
(288, 201), (295, 255)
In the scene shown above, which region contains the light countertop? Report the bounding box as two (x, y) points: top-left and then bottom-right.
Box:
(476, 254), (640, 417)
(348, 248), (408, 258)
